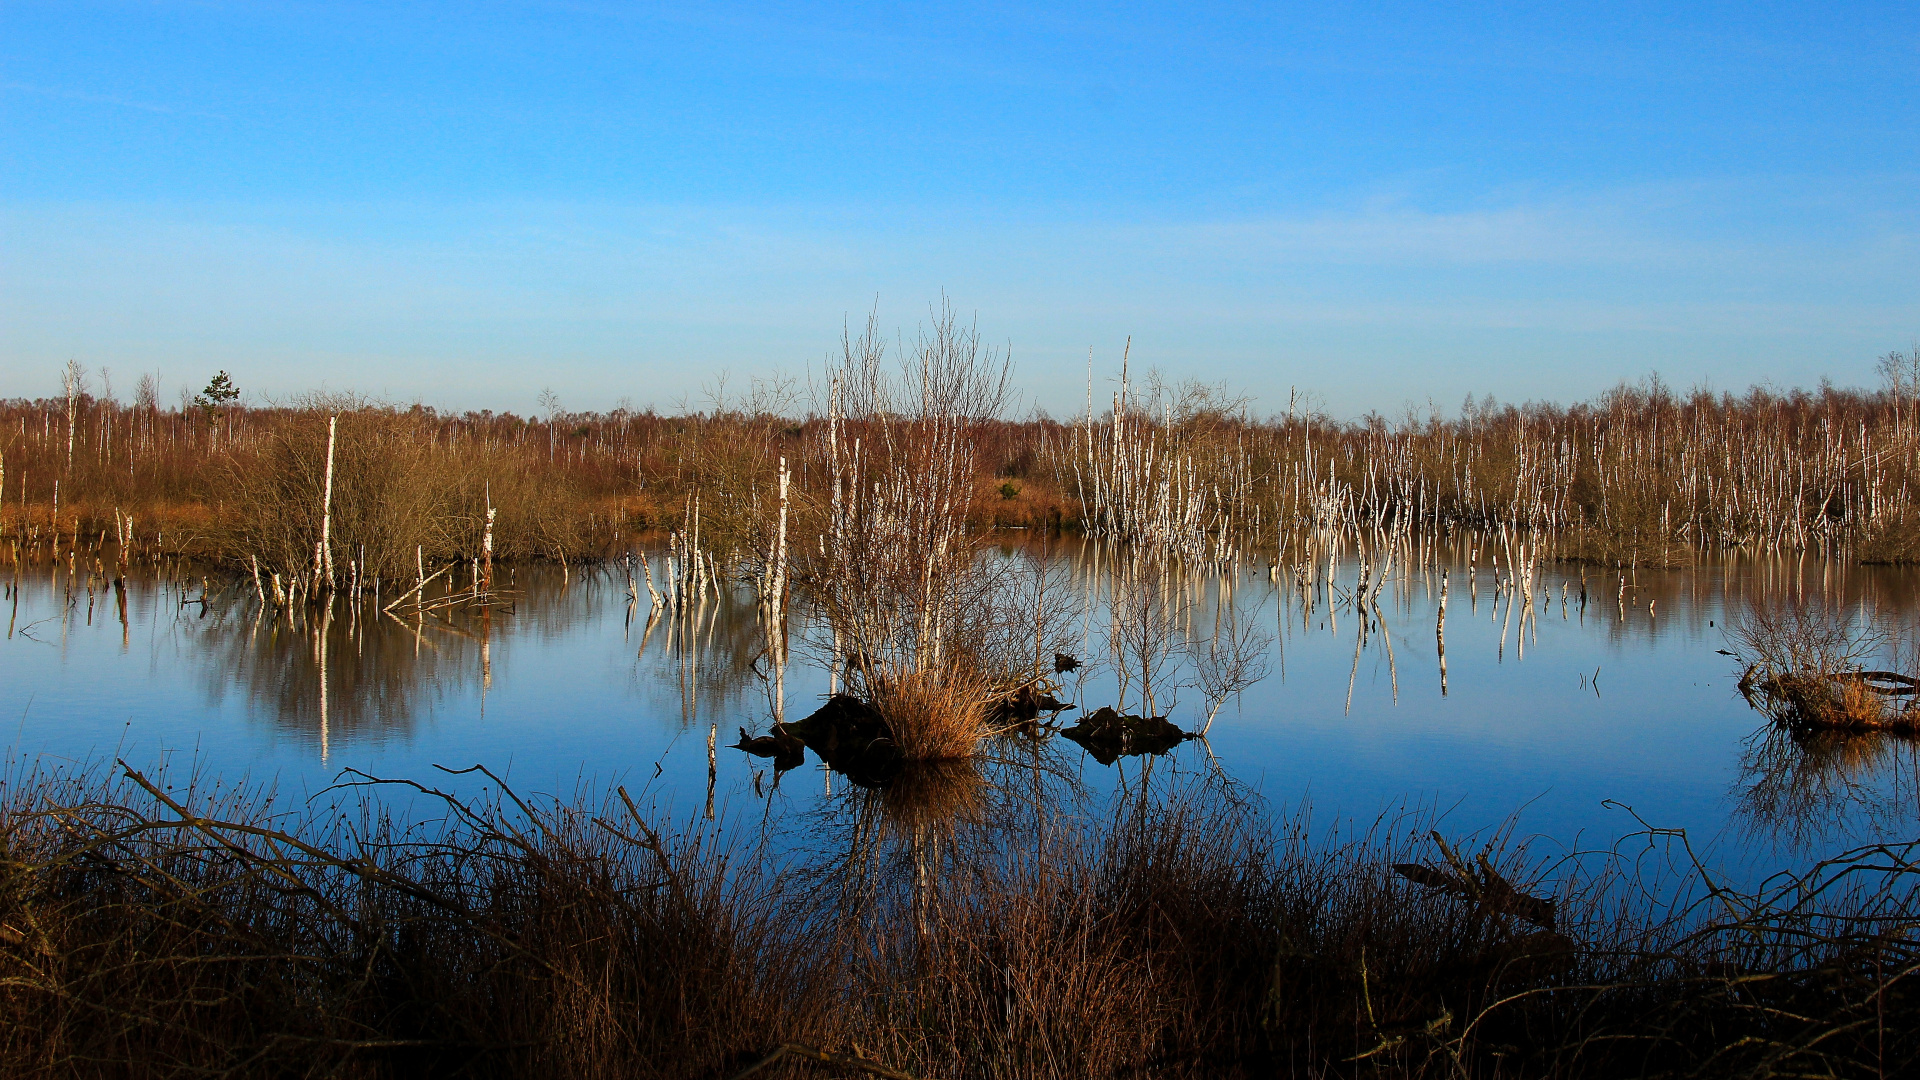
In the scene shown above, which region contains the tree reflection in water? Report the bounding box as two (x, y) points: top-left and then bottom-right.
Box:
(183, 562), (784, 760)
(633, 574), (773, 735)
(1734, 725), (1920, 854)
(795, 738), (1095, 950)
(192, 591), (486, 756)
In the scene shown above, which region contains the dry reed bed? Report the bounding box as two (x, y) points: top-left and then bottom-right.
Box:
(1, 760), (1915, 1079)
(4, 364), (1919, 593)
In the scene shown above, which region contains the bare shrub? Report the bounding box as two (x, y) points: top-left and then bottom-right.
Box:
(217, 399), (455, 585)
(1858, 507), (1920, 564)
(1731, 602), (1885, 678)
(801, 301), (1019, 759)
(212, 400), (584, 588)
(1728, 603), (1914, 729)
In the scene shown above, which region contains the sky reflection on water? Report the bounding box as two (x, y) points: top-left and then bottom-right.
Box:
(3, 540), (1917, 885)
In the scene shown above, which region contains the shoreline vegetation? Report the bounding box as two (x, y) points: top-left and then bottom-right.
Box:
(0, 761), (1915, 1078)
(4, 336), (1919, 592)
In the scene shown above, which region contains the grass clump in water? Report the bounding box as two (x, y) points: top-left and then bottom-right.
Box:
(1730, 604), (1920, 732)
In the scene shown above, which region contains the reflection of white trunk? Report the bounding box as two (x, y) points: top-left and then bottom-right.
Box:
(912, 825), (931, 957)
(705, 723), (717, 821)
(774, 647), (786, 724)
(318, 600), (331, 763)
(1500, 588), (1514, 662)
(638, 606), (659, 655)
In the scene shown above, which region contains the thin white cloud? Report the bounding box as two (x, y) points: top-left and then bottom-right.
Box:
(0, 183), (1912, 415)
(0, 80), (227, 119)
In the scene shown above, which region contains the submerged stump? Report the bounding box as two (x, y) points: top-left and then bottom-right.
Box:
(734, 694), (903, 786)
(1060, 706), (1194, 764)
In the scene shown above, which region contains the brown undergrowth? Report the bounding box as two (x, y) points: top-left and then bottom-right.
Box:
(7, 361), (1920, 576)
(1, 760), (1916, 1078)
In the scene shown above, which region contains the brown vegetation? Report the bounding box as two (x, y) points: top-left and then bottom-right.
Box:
(793, 305), (1054, 761)
(5, 360), (1919, 585)
(1730, 604), (1920, 731)
(210, 397), (586, 593)
(1, 761), (1915, 1078)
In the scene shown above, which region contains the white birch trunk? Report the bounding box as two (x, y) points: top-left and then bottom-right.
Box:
(319, 415), (337, 590)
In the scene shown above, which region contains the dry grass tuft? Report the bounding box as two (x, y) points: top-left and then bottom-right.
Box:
(864, 668), (991, 762)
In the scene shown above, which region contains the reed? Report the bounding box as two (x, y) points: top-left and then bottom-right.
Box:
(2, 760), (1916, 1078)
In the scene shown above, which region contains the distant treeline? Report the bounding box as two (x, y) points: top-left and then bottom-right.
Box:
(2, 358), (1918, 584)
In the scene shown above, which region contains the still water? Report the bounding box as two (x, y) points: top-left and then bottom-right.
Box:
(4, 539), (1918, 884)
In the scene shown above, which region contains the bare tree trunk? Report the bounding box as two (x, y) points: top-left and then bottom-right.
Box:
(62, 361), (83, 477)
(319, 415), (337, 591)
(482, 504), (496, 590)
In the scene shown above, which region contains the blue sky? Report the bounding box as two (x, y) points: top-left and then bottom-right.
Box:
(2, 1), (1915, 418)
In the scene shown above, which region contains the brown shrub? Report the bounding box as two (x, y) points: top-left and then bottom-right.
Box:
(210, 402), (586, 587)
(1859, 508), (1920, 564)
(3, 762), (1918, 1078)
(1728, 603), (1920, 731)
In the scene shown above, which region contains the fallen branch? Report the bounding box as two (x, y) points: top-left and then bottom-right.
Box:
(382, 562), (455, 613)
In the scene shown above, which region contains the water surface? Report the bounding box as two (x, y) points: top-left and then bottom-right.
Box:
(4, 539), (1917, 884)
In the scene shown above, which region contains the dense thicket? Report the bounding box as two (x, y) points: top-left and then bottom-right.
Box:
(2, 365), (1916, 579)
